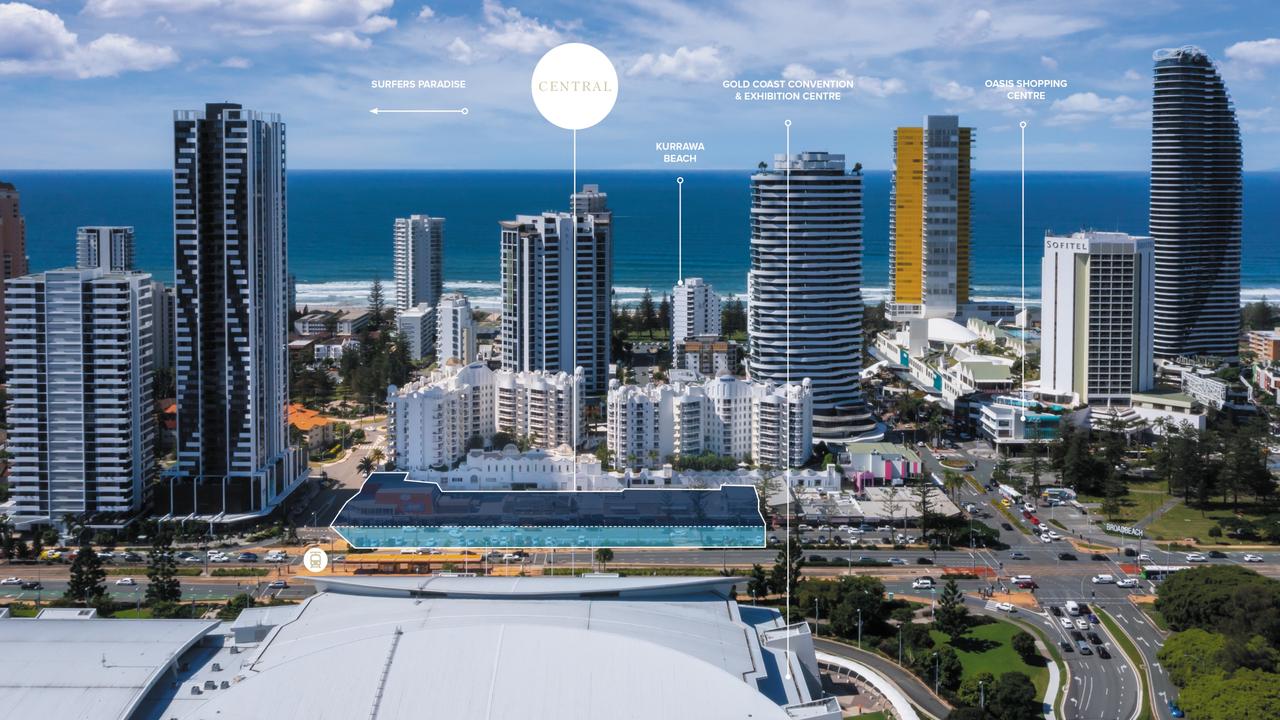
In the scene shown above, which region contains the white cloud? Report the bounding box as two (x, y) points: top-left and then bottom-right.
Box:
(314, 30), (370, 50)
(1046, 92), (1143, 126)
(1124, 69), (1143, 81)
(932, 80), (975, 102)
(1225, 38), (1280, 65)
(220, 55), (252, 69)
(0, 2), (177, 78)
(628, 46), (728, 82)
(417, 5), (435, 20)
(1040, 55), (1058, 71)
(946, 9), (993, 44)
(480, 0), (562, 54)
(447, 36), (474, 65)
(1239, 107), (1280, 133)
(360, 15), (396, 34)
(776, 63), (904, 97)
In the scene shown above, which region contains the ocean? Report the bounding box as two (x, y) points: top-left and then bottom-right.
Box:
(4, 169), (1278, 310)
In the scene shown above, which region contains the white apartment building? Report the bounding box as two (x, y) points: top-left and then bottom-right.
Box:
(1041, 231), (1154, 405)
(396, 303), (436, 361)
(606, 376), (813, 470)
(393, 215), (444, 314)
(671, 277), (720, 365)
(436, 292), (476, 365)
(5, 267), (155, 522)
(75, 226), (135, 272)
(500, 185), (612, 396)
(388, 362), (582, 471)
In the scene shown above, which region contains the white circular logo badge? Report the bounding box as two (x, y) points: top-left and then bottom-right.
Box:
(303, 546), (329, 573)
(531, 42), (618, 130)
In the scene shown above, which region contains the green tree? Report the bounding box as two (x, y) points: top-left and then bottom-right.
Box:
(1011, 630), (1039, 664)
(593, 547), (614, 569)
(1178, 668), (1280, 720)
(637, 288), (657, 334)
(957, 671), (996, 708)
(145, 530), (182, 605)
(992, 457), (1014, 487)
(920, 645), (963, 692)
(1156, 566), (1280, 644)
(827, 575), (886, 640)
(747, 563), (769, 602)
(65, 544), (106, 604)
(367, 277), (386, 330)
(913, 482), (937, 543)
(988, 671), (1039, 720)
(769, 533), (805, 597)
(218, 592), (256, 621)
(933, 578), (970, 641)
(943, 470), (965, 500)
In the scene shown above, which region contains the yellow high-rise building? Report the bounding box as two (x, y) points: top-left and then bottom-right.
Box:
(888, 115), (973, 320)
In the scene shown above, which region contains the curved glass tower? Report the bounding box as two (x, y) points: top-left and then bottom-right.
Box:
(1150, 46), (1242, 360)
(748, 152), (875, 441)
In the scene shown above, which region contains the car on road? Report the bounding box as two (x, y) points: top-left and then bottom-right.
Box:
(1208, 550), (1228, 559)
(1123, 547), (1137, 557)
(1137, 553), (1152, 562)
(1244, 553), (1264, 563)
(1091, 574), (1115, 584)
(1070, 630), (1085, 642)
(1116, 577), (1140, 588)
(916, 557), (934, 565)
(1023, 503), (1037, 514)
(1060, 616), (1074, 630)
(1075, 618), (1091, 631)
(122, 552), (143, 562)
(1015, 579), (1039, 590)
(808, 555), (828, 563)
(1058, 552), (1078, 561)
(1049, 605), (1062, 617)
(912, 578), (935, 590)
(237, 552), (259, 562)
(1087, 631), (1103, 644)
(20, 581), (42, 590)
(1058, 640), (1074, 653)
(1097, 646), (1111, 659)
(115, 577), (137, 586)
(1045, 530), (1061, 540)
(1001, 522), (1015, 532)
(1, 577), (23, 585)
(996, 602), (1015, 613)
(267, 580), (288, 589)
(888, 557), (907, 566)
(1076, 641), (1093, 655)
(180, 555), (203, 564)
(1039, 534), (1052, 543)
(1185, 552), (1208, 562)
(1009, 551), (1028, 560)
(1091, 553), (1109, 561)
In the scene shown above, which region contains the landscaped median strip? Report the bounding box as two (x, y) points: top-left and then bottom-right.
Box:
(992, 499), (1033, 536)
(1095, 606), (1153, 720)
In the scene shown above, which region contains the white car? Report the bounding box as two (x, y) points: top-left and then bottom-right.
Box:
(1040, 534), (1053, 543)
(1137, 553), (1152, 562)
(1091, 574), (1115, 584)
(912, 578), (935, 590)
(114, 577), (137, 586)
(1243, 554), (1264, 563)
(1185, 552), (1208, 563)
(1075, 618), (1091, 630)
(1046, 531), (1062, 540)
(1059, 616), (1074, 630)
(1116, 578), (1140, 588)
(1012, 574), (1034, 584)
(1023, 503), (1037, 514)
(997, 602), (1016, 613)
(1, 577), (24, 585)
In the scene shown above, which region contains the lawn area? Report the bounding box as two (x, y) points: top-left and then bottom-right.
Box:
(930, 618), (1049, 696)
(1144, 501), (1275, 544)
(844, 712), (888, 720)
(1080, 478), (1171, 524)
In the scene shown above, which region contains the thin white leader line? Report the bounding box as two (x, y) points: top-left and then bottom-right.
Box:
(1019, 120), (1027, 395)
(677, 176), (684, 283)
(572, 127), (578, 492)
(784, 117), (792, 678)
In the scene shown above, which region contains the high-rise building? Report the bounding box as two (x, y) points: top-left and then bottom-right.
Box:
(150, 280), (176, 370)
(393, 215), (444, 314)
(671, 277), (721, 366)
(5, 267), (155, 521)
(1041, 232), (1155, 405)
(748, 152), (874, 440)
(388, 363), (582, 470)
(396, 304), (436, 361)
(500, 184), (611, 396)
(0, 181), (30, 368)
(889, 115), (974, 321)
(76, 226), (135, 272)
(606, 375), (813, 470)
(166, 102), (304, 519)
(436, 292), (476, 365)
(1150, 46), (1242, 360)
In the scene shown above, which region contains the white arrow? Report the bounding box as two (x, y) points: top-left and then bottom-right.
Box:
(369, 107), (469, 115)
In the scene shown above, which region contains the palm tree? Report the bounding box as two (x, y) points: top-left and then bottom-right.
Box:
(368, 448), (386, 467)
(942, 470), (965, 500)
(357, 456), (374, 476)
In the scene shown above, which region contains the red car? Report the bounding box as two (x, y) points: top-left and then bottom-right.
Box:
(1029, 516), (1040, 526)
(1022, 510), (1032, 519)
(1016, 579), (1039, 590)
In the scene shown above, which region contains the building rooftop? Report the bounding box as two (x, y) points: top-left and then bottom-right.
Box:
(844, 442), (922, 463)
(0, 618), (217, 720)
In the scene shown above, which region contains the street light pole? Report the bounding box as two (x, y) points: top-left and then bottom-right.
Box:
(857, 608), (863, 650)
(979, 679), (985, 710)
(933, 652), (940, 695)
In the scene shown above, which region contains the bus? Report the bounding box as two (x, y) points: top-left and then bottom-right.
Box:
(1140, 565), (1191, 583)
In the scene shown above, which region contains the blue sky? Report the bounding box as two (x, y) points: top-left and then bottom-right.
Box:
(1, 0), (1278, 170)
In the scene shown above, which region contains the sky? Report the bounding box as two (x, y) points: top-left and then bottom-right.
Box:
(1, 0), (1278, 171)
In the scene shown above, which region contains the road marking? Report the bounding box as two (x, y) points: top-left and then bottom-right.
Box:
(1137, 637), (1150, 648)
